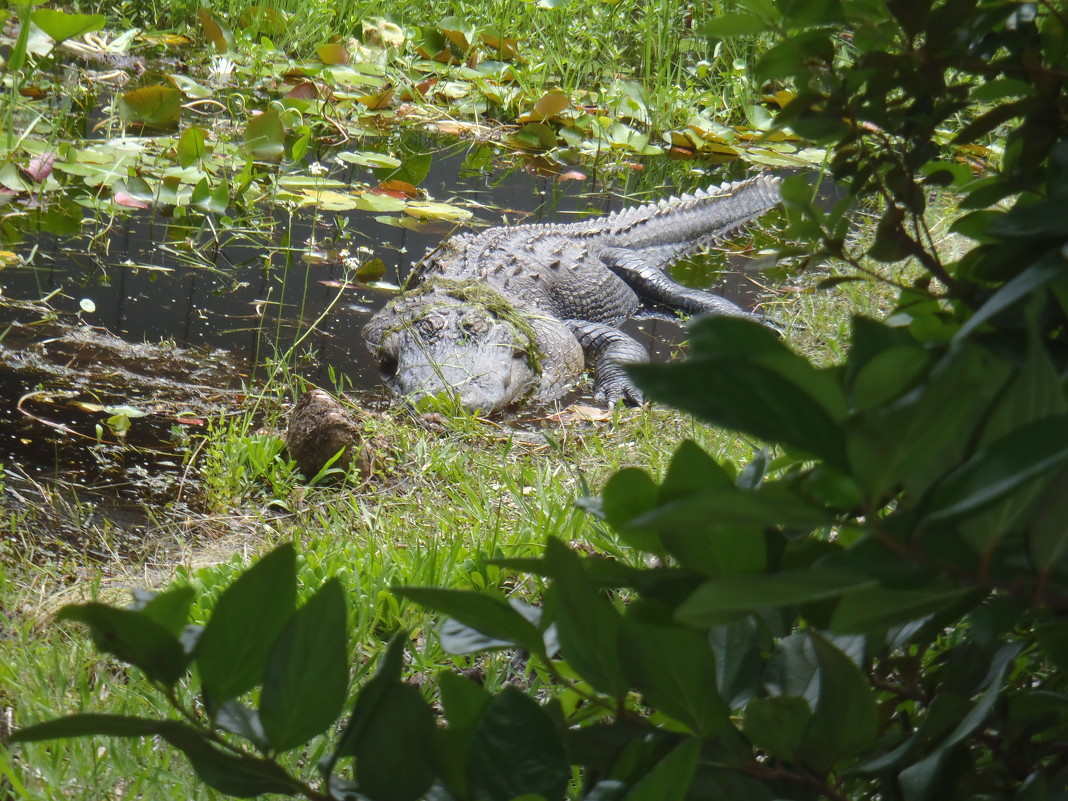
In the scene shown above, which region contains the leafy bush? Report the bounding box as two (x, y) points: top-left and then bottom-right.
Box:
(12, 0), (1068, 799)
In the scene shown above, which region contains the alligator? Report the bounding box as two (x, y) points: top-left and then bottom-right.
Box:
(362, 174), (782, 413)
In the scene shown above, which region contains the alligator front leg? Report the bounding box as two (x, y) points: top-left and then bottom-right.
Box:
(600, 247), (757, 319)
(566, 319), (649, 406)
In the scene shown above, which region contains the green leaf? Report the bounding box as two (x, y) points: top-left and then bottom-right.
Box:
(117, 86), (182, 129)
(376, 152), (432, 187)
(925, 414), (1068, 523)
(698, 13), (773, 38)
(215, 701), (268, 751)
(331, 632), (407, 762)
(545, 539), (629, 698)
(601, 467), (662, 552)
(676, 569), (876, 627)
(469, 687), (569, 801)
(847, 342), (1011, 500)
(897, 643), (1021, 801)
(195, 544), (297, 711)
(438, 671), (492, 729)
(30, 9), (105, 44)
(156, 720), (305, 798)
(742, 696), (812, 761)
(396, 587), (546, 657)
(635, 482), (832, 531)
(659, 440), (733, 501)
(353, 683), (437, 801)
(709, 618), (767, 708)
(57, 603), (189, 685)
(1036, 622), (1068, 671)
(198, 8), (235, 53)
(259, 579), (349, 752)
(12, 713), (165, 742)
(631, 356), (848, 467)
(954, 250), (1066, 341)
(244, 109), (285, 162)
(1030, 470), (1068, 572)
(831, 586), (972, 634)
(622, 737), (700, 801)
(436, 671), (493, 798)
(132, 586), (195, 636)
(850, 344), (931, 410)
(798, 634), (878, 773)
(15, 716), (301, 798)
(619, 616), (730, 737)
(177, 126), (208, 168)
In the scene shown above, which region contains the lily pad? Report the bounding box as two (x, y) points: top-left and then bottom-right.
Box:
(117, 86), (182, 130)
(244, 109), (285, 162)
(335, 151), (402, 169)
(404, 201), (473, 221)
(317, 43), (349, 65)
(30, 9), (105, 45)
(198, 9), (234, 53)
(506, 122), (558, 151)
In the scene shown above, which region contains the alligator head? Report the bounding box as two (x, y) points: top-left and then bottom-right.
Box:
(362, 280), (555, 414)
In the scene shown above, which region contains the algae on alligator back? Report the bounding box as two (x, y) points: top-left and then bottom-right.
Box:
(362, 174), (783, 414)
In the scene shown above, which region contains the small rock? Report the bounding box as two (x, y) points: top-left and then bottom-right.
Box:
(284, 389), (377, 480)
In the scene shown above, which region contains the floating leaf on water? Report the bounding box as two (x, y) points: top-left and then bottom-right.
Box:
(479, 28), (521, 60)
(376, 180), (419, 198)
(404, 201), (473, 221)
(177, 127), (208, 169)
(438, 15), (476, 51)
(335, 151), (401, 169)
(506, 122), (557, 152)
(414, 26), (454, 62)
(764, 89), (796, 108)
(244, 109), (285, 162)
(285, 81), (321, 100)
(354, 192), (408, 212)
(0, 163), (29, 194)
(114, 190), (150, 209)
(356, 85), (395, 110)
(0, 251), (20, 267)
(79, 298), (96, 314)
(533, 91), (569, 119)
(30, 9), (105, 45)
(298, 189), (363, 211)
(355, 258), (387, 282)
(317, 43), (350, 65)
(118, 86), (182, 129)
(278, 175), (348, 191)
(664, 130), (699, 151)
(198, 9), (234, 53)
(167, 74), (212, 99)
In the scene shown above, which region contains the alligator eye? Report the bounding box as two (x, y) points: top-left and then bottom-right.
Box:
(378, 354), (398, 378)
(512, 347), (528, 362)
(461, 316), (489, 336)
(416, 317), (443, 338)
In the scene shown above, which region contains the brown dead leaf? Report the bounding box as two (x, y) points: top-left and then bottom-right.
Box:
(545, 405), (614, 423)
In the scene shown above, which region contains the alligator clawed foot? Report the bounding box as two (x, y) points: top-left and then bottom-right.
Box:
(595, 381), (646, 408)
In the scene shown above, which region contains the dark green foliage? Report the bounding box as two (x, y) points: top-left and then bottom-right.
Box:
(11, 1), (1068, 799)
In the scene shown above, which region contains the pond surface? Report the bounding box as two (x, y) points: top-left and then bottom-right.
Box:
(0, 134), (775, 555)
